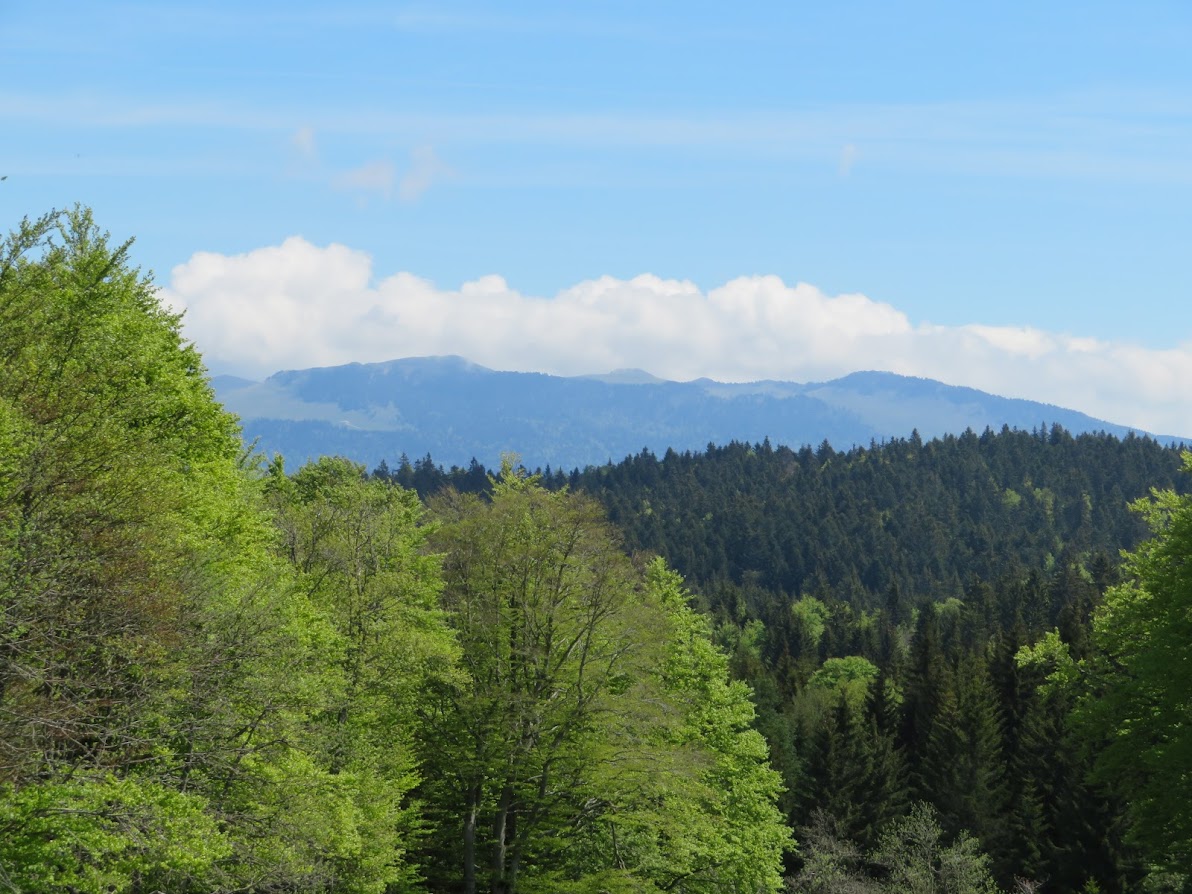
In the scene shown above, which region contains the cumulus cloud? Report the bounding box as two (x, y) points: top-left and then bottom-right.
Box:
(161, 238), (1192, 438)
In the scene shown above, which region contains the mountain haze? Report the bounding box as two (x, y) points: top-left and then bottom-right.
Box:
(211, 356), (1185, 470)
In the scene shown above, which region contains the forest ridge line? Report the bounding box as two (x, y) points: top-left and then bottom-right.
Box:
(212, 355), (1189, 473)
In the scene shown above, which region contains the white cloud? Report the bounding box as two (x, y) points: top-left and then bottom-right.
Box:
(839, 143), (859, 176)
(318, 147), (450, 205)
(331, 160), (395, 201)
(963, 324), (1055, 359)
(291, 125), (318, 161)
(162, 238), (1192, 438)
(399, 144), (452, 201)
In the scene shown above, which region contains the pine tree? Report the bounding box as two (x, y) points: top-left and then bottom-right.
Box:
(914, 652), (1007, 858)
(901, 605), (947, 803)
(803, 695), (870, 839)
(855, 668), (910, 848)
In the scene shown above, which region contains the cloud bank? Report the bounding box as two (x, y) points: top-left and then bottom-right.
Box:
(162, 238), (1192, 438)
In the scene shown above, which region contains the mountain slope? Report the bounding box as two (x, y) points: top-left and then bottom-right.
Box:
(211, 356), (1186, 469)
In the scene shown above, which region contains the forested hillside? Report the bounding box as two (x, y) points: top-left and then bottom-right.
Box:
(383, 431), (1192, 892)
(562, 434), (1192, 893)
(386, 430), (1188, 608)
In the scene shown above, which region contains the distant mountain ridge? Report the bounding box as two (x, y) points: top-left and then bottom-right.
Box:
(210, 356), (1187, 470)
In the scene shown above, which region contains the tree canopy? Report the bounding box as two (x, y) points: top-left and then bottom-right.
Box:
(0, 210), (791, 892)
(1080, 455), (1192, 875)
(415, 462), (791, 894)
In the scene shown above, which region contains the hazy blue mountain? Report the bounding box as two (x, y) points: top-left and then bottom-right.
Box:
(212, 356), (1186, 470)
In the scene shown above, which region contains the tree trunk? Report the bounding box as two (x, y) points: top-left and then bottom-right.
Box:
(492, 784), (514, 892)
(464, 785), (480, 894)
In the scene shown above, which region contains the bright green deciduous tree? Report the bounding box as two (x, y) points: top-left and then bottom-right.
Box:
(626, 560), (792, 894)
(417, 463), (790, 894)
(0, 209), (397, 892)
(808, 656), (880, 708)
(418, 463), (665, 894)
(0, 208), (245, 783)
(266, 455), (460, 892)
(0, 209), (264, 890)
(0, 776), (227, 894)
(1081, 455), (1192, 877)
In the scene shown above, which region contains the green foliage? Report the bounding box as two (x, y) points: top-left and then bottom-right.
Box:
(419, 463), (658, 893)
(793, 597), (830, 643)
(640, 561), (793, 893)
(790, 804), (1003, 894)
(1014, 628), (1078, 692)
(0, 209), (795, 892)
(390, 435), (1187, 892)
(0, 209), (434, 892)
(0, 776), (227, 893)
(1079, 455), (1192, 878)
(872, 803), (1002, 894)
(266, 455), (461, 892)
(545, 433), (1188, 611)
(919, 655), (1006, 845)
(0, 209), (288, 890)
(418, 471), (789, 894)
(808, 656), (880, 708)
(0, 208), (244, 780)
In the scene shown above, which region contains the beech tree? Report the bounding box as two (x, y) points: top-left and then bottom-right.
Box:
(0, 208), (244, 782)
(0, 208), (266, 889)
(627, 560), (791, 894)
(416, 463), (790, 894)
(1081, 455), (1192, 880)
(417, 463), (662, 893)
(0, 209), (395, 892)
(265, 456), (460, 892)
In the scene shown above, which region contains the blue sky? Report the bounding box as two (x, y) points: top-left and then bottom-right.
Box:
(3, 1), (1191, 436)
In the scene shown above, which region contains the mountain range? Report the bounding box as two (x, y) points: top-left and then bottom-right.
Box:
(210, 355), (1187, 471)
